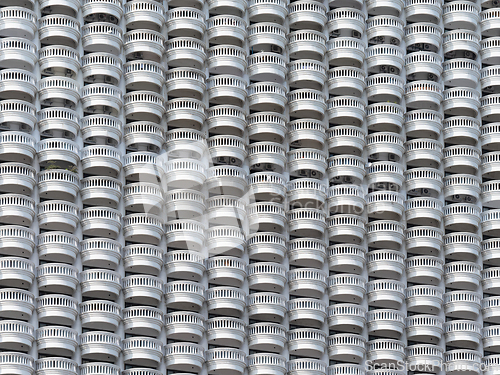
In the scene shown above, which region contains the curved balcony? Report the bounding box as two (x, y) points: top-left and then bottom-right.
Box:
(288, 149), (327, 181)
(328, 274), (366, 304)
(80, 331), (121, 362)
(482, 94), (500, 123)
(248, 142), (286, 175)
(247, 22), (286, 53)
(81, 53), (122, 86)
(484, 65), (500, 94)
(405, 110), (442, 140)
(208, 135), (246, 167)
(164, 343), (204, 374)
(124, 0), (165, 31)
(124, 306), (163, 337)
(0, 226), (34, 259)
(327, 304), (365, 334)
(36, 263), (78, 295)
(368, 49), (403, 86)
(165, 98), (205, 130)
(287, 238), (326, 270)
(289, 328), (326, 359)
(80, 300), (120, 332)
(443, 145), (480, 175)
(288, 30), (326, 61)
(124, 91), (164, 122)
(36, 326), (78, 357)
(123, 244), (163, 276)
(80, 238), (121, 270)
(123, 275), (163, 306)
(0, 289), (34, 321)
(36, 358), (78, 375)
(164, 280), (205, 312)
(404, 0), (442, 23)
(164, 189), (204, 221)
(207, 15), (246, 47)
(328, 244), (365, 274)
(165, 129), (205, 160)
(405, 197), (443, 227)
(0, 7), (36, 39)
(39, 169), (80, 204)
(366, 220), (405, 250)
(247, 82), (286, 113)
(288, 178), (326, 208)
(445, 320), (481, 349)
(165, 37), (205, 70)
(37, 294), (77, 326)
(164, 311), (204, 341)
(248, 172), (286, 204)
(81, 0), (122, 23)
(406, 285), (443, 314)
(247, 262), (286, 292)
(443, 117), (480, 148)
(289, 1), (326, 31)
(482, 37), (500, 66)
(483, 297), (500, 324)
(288, 298), (327, 328)
(248, 0), (287, 23)
(37, 200), (78, 233)
(405, 22), (442, 52)
(483, 267), (500, 296)
(444, 232), (480, 262)
(483, 210), (500, 238)
(81, 84), (122, 117)
(38, 140), (78, 172)
(327, 96), (365, 127)
(327, 214), (366, 245)
(0, 194), (34, 227)
(247, 322), (286, 353)
(483, 239), (500, 266)
(327, 8), (365, 37)
(443, 203), (480, 232)
(484, 327), (500, 355)
(445, 350), (482, 375)
(0, 320), (34, 352)
(124, 61), (164, 93)
(365, 104), (403, 134)
(289, 359), (327, 375)
(81, 207), (121, 239)
(406, 314), (444, 345)
(124, 29), (165, 63)
(367, 309), (405, 339)
(404, 81), (442, 111)
(81, 22), (122, 55)
(80, 363), (119, 375)
(367, 249), (405, 280)
(206, 286), (246, 318)
(366, 73), (404, 103)
(248, 353), (286, 375)
(207, 317), (246, 348)
(247, 292), (287, 322)
(247, 232), (286, 262)
(80, 176), (121, 209)
(206, 348), (246, 375)
(444, 174), (480, 205)
(165, 219), (205, 252)
(366, 132), (404, 162)
(38, 15), (80, 48)
(123, 182), (163, 216)
(166, 7), (205, 39)
(407, 345), (443, 372)
(39, 77), (79, 110)
(165, 67), (206, 100)
(442, 60), (480, 92)
(366, 15), (404, 47)
(443, 30), (480, 61)
(288, 89), (326, 119)
(0, 163), (34, 196)
(405, 51), (442, 82)
(327, 155), (365, 185)
(207, 45), (246, 77)
(80, 269), (121, 300)
(366, 279), (405, 309)
(288, 120), (326, 151)
(288, 268), (327, 299)
(123, 337), (163, 367)
(0, 38), (36, 71)
(38, 109), (79, 142)
(405, 255), (443, 286)
(246, 53), (286, 85)
(443, 1), (479, 30)
(123, 152), (163, 184)
(207, 75), (246, 107)
(0, 100), (36, 133)
(366, 339), (405, 366)
(38, 231), (78, 264)
(327, 37), (365, 68)
(366, 191), (404, 221)
(247, 202), (286, 233)
(0, 69), (36, 102)
(206, 256), (246, 287)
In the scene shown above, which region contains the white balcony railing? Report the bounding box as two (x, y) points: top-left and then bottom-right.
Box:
(80, 300), (121, 332)
(124, 306), (163, 337)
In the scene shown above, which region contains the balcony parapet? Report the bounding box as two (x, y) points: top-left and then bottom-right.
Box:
(443, 59), (480, 89)
(0, 69), (36, 103)
(80, 269), (121, 300)
(406, 226), (442, 256)
(124, 0), (165, 31)
(406, 285), (443, 314)
(0, 226), (33, 259)
(80, 331), (121, 361)
(288, 297), (326, 328)
(248, 0), (287, 24)
(164, 280), (205, 311)
(206, 256), (246, 287)
(443, 203), (480, 232)
(288, 358), (326, 375)
(366, 15), (404, 45)
(36, 326), (78, 356)
(122, 337), (163, 367)
(164, 310), (203, 342)
(164, 343), (205, 374)
(0, 38), (36, 71)
(0, 100), (36, 133)
(0, 7), (37, 40)
(38, 15), (80, 48)
(328, 274), (366, 304)
(247, 292), (287, 322)
(166, 7), (206, 40)
(36, 263), (78, 295)
(405, 51), (442, 80)
(206, 348), (246, 375)
(81, 22), (122, 55)
(443, 29), (480, 59)
(0, 289), (34, 320)
(247, 322), (287, 352)
(37, 231), (78, 265)
(123, 275), (163, 306)
(444, 290), (481, 320)
(123, 244), (162, 276)
(288, 0), (327, 31)
(406, 314), (443, 343)
(207, 316), (246, 347)
(206, 286), (246, 317)
(248, 353), (286, 375)
(207, 15), (246, 47)
(36, 358), (77, 375)
(367, 249), (405, 280)
(81, 53), (122, 86)
(247, 232), (286, 262)
(165, 37), (205, 70)
(0, 352), (34, 375)
(125, 29), (165, 63)
(367, 309), (405, 339)
(80, 300), (121, 331)
(287, 207), (326, 237)
(80, 363), (119, 375)
(443, 145), (480, 175)
(247, 262), (286, 292)
(444, 320), (481, 348)
(405, 22), (442, 52)
(327, 304), (366, 333)
(289, 328), (326, 359)
(366, 339), (406, 365)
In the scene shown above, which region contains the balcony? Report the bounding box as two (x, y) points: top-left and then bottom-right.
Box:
(81, 0), (122, 22)
(80, 269), (121, 300)
(444, 350), (481, 375)
(80, 331), (121, 362)
(366, 15), (404, 46)
(445, 320), (481, 349)
(366, 339), (405, 366)
(405, 23), (442, 52)
(287, 237), (326, 269)
(404, 81), (442, 111)
(124, 306), (163, 337)
(81, 84), (122, 117)
(367, 309), (405, 339)
(444, 291), (482, 320)
(444, 174), (480, 205)
(443, 30), (480, 60)
(482, 37), (500, 65)
(165, 219), (205, 252)
(406, 255), (443, 285)
(483, 66), (500, 98)
(36, 358), (77, 375)
(288, 30), (326, 61)
(483, 297), (500, 324)
(0, 7), (36, 39)
(366, 73), (404, 103)
(165, 68), (205, 100)
(288, 297), (326, 328)
(444, 87), (478, 117)
(366, 279), (405, 309)
(80, 300), (121, 331)
(288, 268), (327, 299)
(247, 22), (286, 53)
(288, 89), (326, 120)
(123, 337), (163, 367)
(405, 110), (442, 140)
(0, 194), (34, 227)
(405, 197), (443, 227)
(208, 135), (246, 167)
(165, 98), (206, 130)
(327, 334), (365, 363)
(0, 38), (36, 70)
(124, 91), (164, 122)
(123, 244), (162, 276)
(248, 172), (286, 204)
(165, 37), (205, 70)
(81, 176), (121, 209)
(0, 100), (36, 133)
(405, 51), (442, 81)
(247, 292), (287, 322)
(0, 320), (34, 352)
(124, 61), (165, 93)
(0, 226), (34, 259)
(367, 45), (404, 76)
(123, 183), (163, 216)
(484, 239), (500, 266)
(0, 289), (34, 321)
(328, 274), (366, 303)
(327, 304), (365, 334)
(207, 45), (246, 76)
(39, 170), (79, 204)
(123, 152), (163, 184)
(443, 117), (480, 147)
(80, 363), (119, 375)
(289, 1), (326, 31)
(248, 82), (287, 113)
(36, 263), (78, 295)
(445, 232), (480, 262)
(289, 359), (327, 375)
(247, 232), (286, 262)
(37, 200), (78, 232)
(164, 343), (204, 374)
(247, 322), (286, 352)
(442, 60), (480, 91)
(81, 53), (122, 86)
(124, 0), (165, 31)
(248, 0), (287, 23)
(366, 191), (404, 220)
(247, 53), (286, 85)
(248, 354), (286, 375)
(247, 202), (286, 233)
(164, 311), (204, 342)
(328, 244), (365, 274)
(367, 249), (405, 280)
(327, 37), (365, 68)
(207, 15), (246, 47)
(406, 285), (443, 314)
(407, 345), (443, 373)
(164, 280), (205, 312)
(366, 132), (404, 163)
(81, 238), (121, 270)
(206, 348), (246, 375)
(404, 0), (442, 23)
(482, 94), (500, 123)
(38, 139), (79, 171)
(165, 189), (204, 221)
(289, 121), (325, 153)
(207, 256), (246, 287)
(166, 7), (205, 39)
(0, 69), (36, 102)
(327, 214), (365, 245)
(165, 129), (205, 160)
(36, 326), (78, 357)
(123, 275), (163, 306)
(406, 314), (443, 343)
(327, 8), (365, 37)
(328, 96), (365, 127)
(484, 267), (500, 296)
(288, 208), (326, 238)
(38, 231), (78, 264)
(443, 145), (480, 175)
(443, 1), (479, 30)
(288, 149), (327, 181)
(81, 207), (121, 239)
(38, 108), (79, 141)
(207, 317), (246, 347)
(206, 286), (246, 317)
(327, 155), (365, 186)
(443, 203), (481, 232)
(38, 15), (80, 48)
(289, 328), (326, 359)
(367, 220), (405, 250)
(288, 179), (326, 209)
(0, 163), (34, 196)
(247, 262), (287, 293)
(124, 30), (165, 63)
(39, 77), (80, 109)
(207, 75), (246, 107)
(81, 22), (122, 55)
(365, 104), (403, 134)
